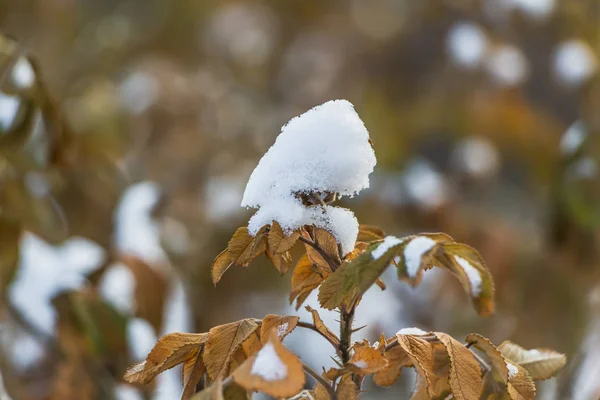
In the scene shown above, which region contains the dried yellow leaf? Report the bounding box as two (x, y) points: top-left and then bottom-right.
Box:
(232, 330), (305, 398)
(204, 319), (259, 380)
(498, 341), (566, 381)
(260, 314), (299, 344)
(289, 255), (327, 310)
(349, 340), (388, 374)
(434, 332), (483, 400)
(373, 345), (412, 387)
(305, 305), (340, 346)
(268, 221), (300, 254)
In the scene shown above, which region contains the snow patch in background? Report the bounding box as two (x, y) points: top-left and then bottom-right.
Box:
(446, 22), (488, 69)
(0, 92), (20, 130)
(553, 40), (598, 87)
(8, 234), (105, 337)
(486, 44), (529, 86)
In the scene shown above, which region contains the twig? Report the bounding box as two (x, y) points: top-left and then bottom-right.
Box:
(303, 363), (336, 400)
(297, 236), (339, 273)
(297, 321), (340, 350)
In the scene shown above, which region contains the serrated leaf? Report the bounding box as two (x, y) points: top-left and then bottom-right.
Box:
(305, 305), (340, 346)
(439, 243), (495, 316)
(268, 221), (300, 254)
(182, 348), (206, 400)
(289, 254), (327, 310)
(313, 227), (342, 263)
(465, 334), (510, 383)
(373, 345), (412, 387)
(227, 226), (267, 267)
(318, 238), (403, 310)
(498, 341), (566, 381)
(506, 363), (536, 400)
(260, 314), (299, 344)
(349, 340), (388, 374)
(212, 226), (268, 284)
(124, 332), (208, 384)
(204, 319), (259, 380)
(434, 332), (483, 400)
(396, 334), (438, 397)
(232, 330), (305, 398)
(396, 234), (452, 285)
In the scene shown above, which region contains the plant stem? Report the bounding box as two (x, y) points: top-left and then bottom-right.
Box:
(303, 363), (336, 400)
(338, 306), (355, 364)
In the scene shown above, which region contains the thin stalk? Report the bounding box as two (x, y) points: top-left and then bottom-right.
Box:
(303, 363), (336, 400)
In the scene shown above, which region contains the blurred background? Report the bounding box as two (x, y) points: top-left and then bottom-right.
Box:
(0, 0), (599, 399)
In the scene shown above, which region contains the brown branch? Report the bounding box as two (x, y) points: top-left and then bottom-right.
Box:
(303, 363), (336, 400)
(297, 236), (340, 273)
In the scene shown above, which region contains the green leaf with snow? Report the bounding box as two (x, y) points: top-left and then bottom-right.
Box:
(317, 236), (404, 310)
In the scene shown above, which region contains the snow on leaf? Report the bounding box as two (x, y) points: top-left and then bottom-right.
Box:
(203, 319), (259, 380)
(453, 255), (482, 297)
(433, 332), (483, 400)
(241, 100), (376, 255)
(260, 314), (299, 344)
(498, 341), (567, 381)
(403, 236), (436, 278)
(123, 332), (208, 384)
(233, 330), (305, 398)
(506, 363), (536, 400)
(372, 236), (404, 260)
(397, 327), (429, 336)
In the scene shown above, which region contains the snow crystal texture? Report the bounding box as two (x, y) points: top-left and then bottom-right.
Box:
(251, 342), (288, 381)
(242, 100), (376, 255)
(397, 327), (428, 336)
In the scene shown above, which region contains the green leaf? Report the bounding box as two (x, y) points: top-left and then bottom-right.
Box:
(318, 237), (405, 310)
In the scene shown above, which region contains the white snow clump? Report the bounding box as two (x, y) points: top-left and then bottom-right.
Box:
(242, 100), (376, 255)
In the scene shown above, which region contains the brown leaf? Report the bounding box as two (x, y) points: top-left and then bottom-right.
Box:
(212, 226), (268, 284)
(373, 345), (412, 387)
(335, 374), (358, 400)
(349, 340), (388, 374)
(305, 305), (340, 346)
(465, 334), (510, 383)
(266, 247), (293, 275)
(506, 363), (536, 400)
(498, 341), (566, 381)
(396, 334), (437, 397)
(260, 314), (299, 344)
(211, 249), (233, 285)
(124, 332), (208, 384)
(228, 226), (268, 267)
(204, 319), (259, 380)
(232, 330), (305, 398)
(268, 221), (300, 254)
(439, 243), (495, 316)
(357, 224), (386, 242)
(190, 379), (224, 400)
(182, 349), (206, 400)
(289, 254), (327, 310)
(434, 332), (483, 400)
(343, 241), (368, 262)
